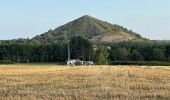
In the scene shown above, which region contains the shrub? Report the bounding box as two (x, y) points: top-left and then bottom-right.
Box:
(75, 60), (82, 66)
(112, 61), (170, 66)
(0, 60), (13, 64)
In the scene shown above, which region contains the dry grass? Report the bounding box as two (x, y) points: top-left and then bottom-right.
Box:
(0, 65), (169, 100)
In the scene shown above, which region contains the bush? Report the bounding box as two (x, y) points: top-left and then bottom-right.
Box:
(112, 61), (170, 66)
(0, 60), (13, 64)
(75, 60), (83, 66)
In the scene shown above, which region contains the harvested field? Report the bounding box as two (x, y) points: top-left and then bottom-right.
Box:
(0, 65), (169, 100)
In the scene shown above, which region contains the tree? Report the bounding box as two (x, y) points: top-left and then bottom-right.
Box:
(111, 48), (129, 61)
(129, 50), (144, 61)
(95, 46), (109, 65)
(0, 52), (3, 60)
(152, 48), (165, 61)
(70, 36), (94, 61)
(165, 45), (170, 61)
(141, 46), (154, 61)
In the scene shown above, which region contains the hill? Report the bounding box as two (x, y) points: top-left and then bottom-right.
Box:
(31, 15), (144, 44)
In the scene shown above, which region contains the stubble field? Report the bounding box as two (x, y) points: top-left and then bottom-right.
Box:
(0, 64), (169, 100)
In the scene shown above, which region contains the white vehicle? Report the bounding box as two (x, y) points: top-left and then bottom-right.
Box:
(66, 59), (77, 66)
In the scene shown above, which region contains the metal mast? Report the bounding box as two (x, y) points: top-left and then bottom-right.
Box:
(68, 40), (70, 61)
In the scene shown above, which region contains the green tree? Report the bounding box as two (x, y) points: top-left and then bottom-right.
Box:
(70, 36), (94, 61)
(140, 46), (154, 61)
(95, 46), (109, 65)
(111, 48), (129, 61)
(0, 52), (3, 60)
(152, 48), (165, 61)
(165, 45), (170, 61)
(129, 50), (144, 61)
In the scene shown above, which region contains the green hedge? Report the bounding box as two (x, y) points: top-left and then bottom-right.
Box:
(0, 60), (13, 64)
(112, 61), (170, 66)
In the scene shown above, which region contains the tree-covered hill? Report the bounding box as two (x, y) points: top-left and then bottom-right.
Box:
(31, 15), (145, 44)
(0, 15), (145, 45)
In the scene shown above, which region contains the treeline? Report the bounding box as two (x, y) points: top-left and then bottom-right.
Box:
(0, 36), (170, 65)
(0, 44), (68, 62)
(109, 41), (170, 62)
(0, 36), (94, 63)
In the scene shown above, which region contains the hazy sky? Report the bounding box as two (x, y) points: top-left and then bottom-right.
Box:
(0, 0), (170, 40)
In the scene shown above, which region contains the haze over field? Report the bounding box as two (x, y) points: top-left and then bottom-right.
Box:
(0, 0), (170, 40)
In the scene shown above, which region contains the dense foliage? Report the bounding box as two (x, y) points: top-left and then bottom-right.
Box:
(94, 46), (109, 65)
(110, 41), (170, 62)
(0, 43), (68, 62)
(70, 36), (94, 61)
(0, 36), (170, 65)
(0, 36), (95, 63)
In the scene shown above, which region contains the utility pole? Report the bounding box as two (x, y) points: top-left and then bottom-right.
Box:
(63, 31), (71, 65)
(68, 40), (70, 61)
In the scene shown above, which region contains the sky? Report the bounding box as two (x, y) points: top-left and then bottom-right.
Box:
(0, 0), (170, 40)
